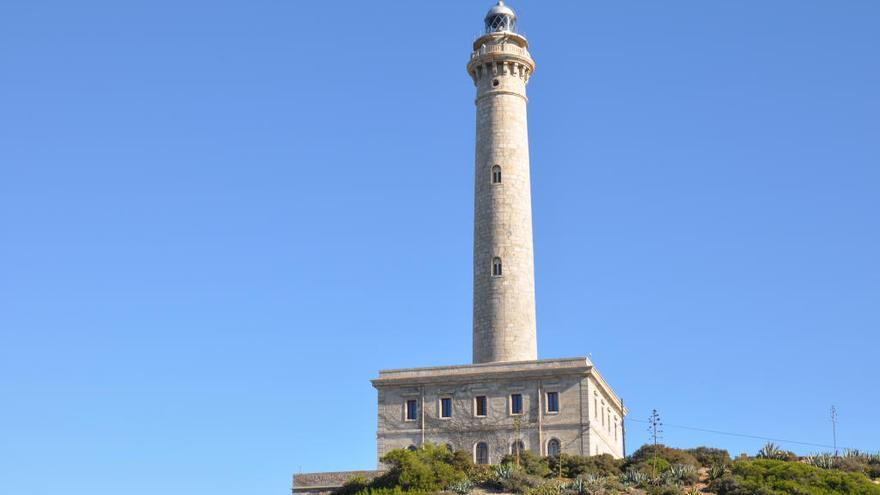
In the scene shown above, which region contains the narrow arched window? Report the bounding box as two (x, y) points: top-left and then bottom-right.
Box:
(475, 442), (490, 465)
(511, 440), (525, 456)
(492, 257), (502, 277)
(492, 165), (502, 184)
(547, 438), (561, 457)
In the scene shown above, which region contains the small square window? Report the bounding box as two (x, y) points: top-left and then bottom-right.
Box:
(440, 397), (453, 419)
(405, 399), (418, 421)
(510, 394), (523, 415)
(546, 392), (559, 413)
(475, 396), (488, 417)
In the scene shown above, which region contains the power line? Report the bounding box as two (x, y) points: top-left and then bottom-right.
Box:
(626, 418), (861, 452)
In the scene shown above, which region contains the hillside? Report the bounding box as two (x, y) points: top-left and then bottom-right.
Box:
(332, 443), (880, 495)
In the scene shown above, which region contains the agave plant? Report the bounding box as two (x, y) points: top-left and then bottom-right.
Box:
(685, 487), (702, 495)
(661, 464), (696, 486)
(805, 453), (836, 469)
(757, 442), (786, 459)
(448, 479), (474, 495)
(494, 462), (516, 481)
(707, 463), (728, 481)
(566, 477), (588, 495)
(619, 468), (649, 487)
(568, 474), (604, 495)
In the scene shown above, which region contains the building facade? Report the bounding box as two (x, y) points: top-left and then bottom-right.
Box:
(373, 358), (625, 463)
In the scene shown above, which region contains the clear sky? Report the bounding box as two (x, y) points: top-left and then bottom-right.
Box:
(1, 1), (878, 494)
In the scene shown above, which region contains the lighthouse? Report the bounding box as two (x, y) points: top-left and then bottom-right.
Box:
(468, 1), (538, 364)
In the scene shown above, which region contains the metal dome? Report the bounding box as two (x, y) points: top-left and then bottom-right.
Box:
(484, 1), (517, 33)
(485, 1), (516, 20)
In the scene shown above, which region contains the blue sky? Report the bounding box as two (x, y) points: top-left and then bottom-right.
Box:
(1, 1), (878, 494)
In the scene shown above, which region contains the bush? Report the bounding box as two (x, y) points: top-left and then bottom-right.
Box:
(686, 446), (732, 467)
(628, 445), (699, 469)
(713, 459), (880, 495)
(351, 489), (434, 495)
(501, 450), (552, 478)
(335, 476), (371, 495)
(628, 458), (671, 478)
(377, 444), (467, 492)
(548, 453), (623, 478)
(499, 470), (545, 494)
(526, 479), (566, 495)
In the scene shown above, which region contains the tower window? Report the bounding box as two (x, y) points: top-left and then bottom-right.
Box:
(492, 257), (502, 277)
(474, 396), (488, 417)
(405, 399), (418, 421)
(492, 165), (502, 184)
(492, 78), (500, 87)
(546, 391), (559, 413)
(510, 393), (523, 415)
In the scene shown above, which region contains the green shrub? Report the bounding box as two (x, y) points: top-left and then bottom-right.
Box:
(352, 488), (433, 495)
(502, 450), (552, 478)
(377, 444), (467, 492)
(548, 453), (623, 478)
(686, 446), (732, 467)
(628, 445), (699, 470)
(526, 478), (566, 495)
(335, 476), (371, 495)
(499, 470), (545, 494)
(712, 459), (880, 495)
(628, 458), (671, 479)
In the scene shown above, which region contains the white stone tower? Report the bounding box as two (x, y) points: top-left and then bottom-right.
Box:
(468, 2), (538, 364)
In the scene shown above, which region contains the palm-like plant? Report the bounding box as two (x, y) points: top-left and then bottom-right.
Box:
(757, 442), (785, 459)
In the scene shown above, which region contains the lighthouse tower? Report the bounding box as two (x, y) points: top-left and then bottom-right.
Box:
(468, 2), (538, 364)
(296, 7), (630, 488)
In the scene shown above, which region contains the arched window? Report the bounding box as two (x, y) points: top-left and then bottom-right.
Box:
(511, 440), (525, 456)
(475, 442), (489, 465)
(407, 445), (418, 452)
(492, 165), (502, 184)
(492, 257), (503, 277)
(547, 438), (561, 457)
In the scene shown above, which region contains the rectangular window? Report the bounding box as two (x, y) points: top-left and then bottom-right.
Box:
(440, 397), (452, 419)
(510, 394), (523, 415)
(546, 392), (559, 413)
(406, 399), (418, 421)
(475, 396), (487, 417)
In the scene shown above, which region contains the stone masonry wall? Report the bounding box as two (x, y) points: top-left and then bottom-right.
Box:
(471, 36), (538, 364)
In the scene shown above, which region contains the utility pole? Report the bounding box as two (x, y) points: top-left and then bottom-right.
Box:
(831, 405), (839, 457)
(514, 416), (522, 467)
(621, 398), (627, 458)
(648, 409), (663, 479)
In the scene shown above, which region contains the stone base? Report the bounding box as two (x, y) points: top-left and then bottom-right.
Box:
(371, 357), (627, 464)
(292, 470), (383, 495)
